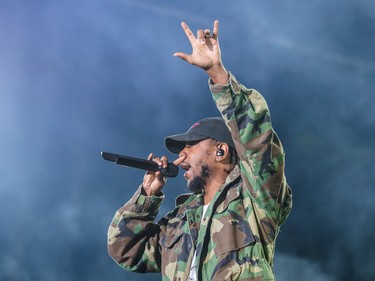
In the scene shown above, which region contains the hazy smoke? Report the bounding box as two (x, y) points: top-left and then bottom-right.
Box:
(0, 0), (374, 280)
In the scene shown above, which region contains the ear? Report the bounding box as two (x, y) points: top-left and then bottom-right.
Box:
(215, 143), (230, 161)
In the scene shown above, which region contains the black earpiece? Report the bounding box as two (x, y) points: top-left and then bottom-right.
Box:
(216, 149), (224, 156)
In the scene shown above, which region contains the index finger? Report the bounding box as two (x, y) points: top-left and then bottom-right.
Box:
(173, 154), (186, 166)
(181, 22), (196, 45)
(160, 155), (168, 168)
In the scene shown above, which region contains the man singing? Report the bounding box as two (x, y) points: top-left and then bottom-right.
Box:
(107, 20), (292, 281)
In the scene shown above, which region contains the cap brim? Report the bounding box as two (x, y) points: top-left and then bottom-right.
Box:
(165, 133), (208, 154)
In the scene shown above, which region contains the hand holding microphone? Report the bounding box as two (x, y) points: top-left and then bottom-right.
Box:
(140, 153), (167, 195)
(101, 151), (183, 196)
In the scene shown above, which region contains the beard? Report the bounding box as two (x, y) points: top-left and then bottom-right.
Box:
(187, 165), (212, 193)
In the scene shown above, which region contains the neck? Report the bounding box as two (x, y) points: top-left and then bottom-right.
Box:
(203, 170), (229, 205)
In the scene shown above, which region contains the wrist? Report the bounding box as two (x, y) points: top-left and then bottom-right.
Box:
(206, 63), (229, 85)
(141, 184), (163, 197)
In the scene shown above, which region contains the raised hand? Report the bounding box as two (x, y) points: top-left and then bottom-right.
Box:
(174, 20), (229, 84)
(174, 21), (221, 70)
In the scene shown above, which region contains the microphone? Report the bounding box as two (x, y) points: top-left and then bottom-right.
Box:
(101, 151), (179, 178)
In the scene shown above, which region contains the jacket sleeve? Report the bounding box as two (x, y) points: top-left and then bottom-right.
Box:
(209, 72), (292, 226)
(107, 185), (165, 273)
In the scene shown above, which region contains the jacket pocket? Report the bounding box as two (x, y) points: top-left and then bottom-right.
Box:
(159, 215), (185, 249)
(212, 199), (255, 256)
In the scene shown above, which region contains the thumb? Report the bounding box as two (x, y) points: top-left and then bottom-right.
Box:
(174, 52), (192, 63)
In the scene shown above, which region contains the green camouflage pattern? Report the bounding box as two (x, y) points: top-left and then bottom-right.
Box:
(107, 72), (292, 280)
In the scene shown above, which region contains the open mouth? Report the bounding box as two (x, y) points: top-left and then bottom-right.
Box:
(180, 163), (191, 171)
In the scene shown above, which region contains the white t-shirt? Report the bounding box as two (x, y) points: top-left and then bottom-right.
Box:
(188, 204), (209, 281)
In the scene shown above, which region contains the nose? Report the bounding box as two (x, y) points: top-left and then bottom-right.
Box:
(180, 146), (186, 155)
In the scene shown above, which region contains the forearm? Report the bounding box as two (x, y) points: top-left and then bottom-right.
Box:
(209, 72), (273, 149)
(209, 73), (288, 213)
(107, 185), (164, 272)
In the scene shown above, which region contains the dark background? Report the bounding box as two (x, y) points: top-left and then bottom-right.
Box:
(1, 1), (374, 280)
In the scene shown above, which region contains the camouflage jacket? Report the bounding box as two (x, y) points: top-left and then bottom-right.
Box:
(107, 73), (292, 281)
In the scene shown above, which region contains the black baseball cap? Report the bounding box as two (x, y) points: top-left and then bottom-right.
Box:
(165, 117), (235, 154)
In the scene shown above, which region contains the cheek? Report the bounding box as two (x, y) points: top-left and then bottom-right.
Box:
(193, 154), (206, 168)
(192, 156), (212, 175)
(190, 146), (214, 170)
